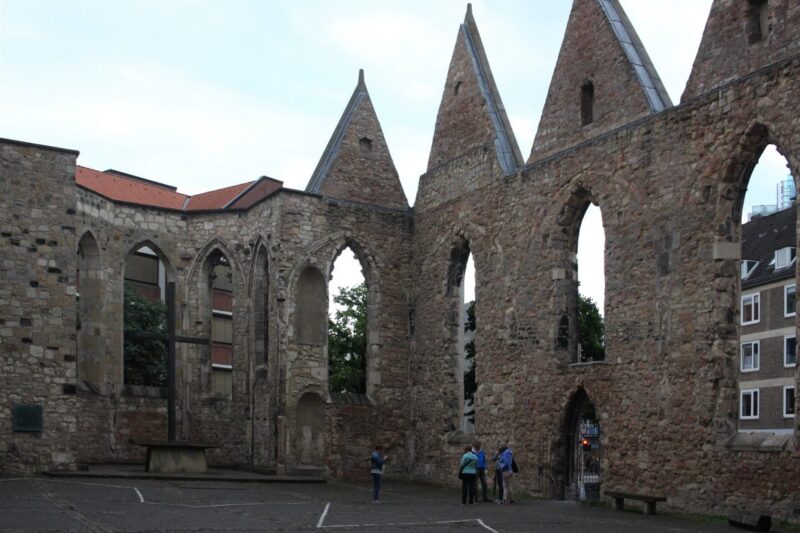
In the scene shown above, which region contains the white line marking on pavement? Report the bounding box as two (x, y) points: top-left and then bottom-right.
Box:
(134, 488), (144, 503)
(477, 518), (500, 533)
(144, 501), (308, 509)
(320, 519), (483, 529)
(317, 502), (331, 528)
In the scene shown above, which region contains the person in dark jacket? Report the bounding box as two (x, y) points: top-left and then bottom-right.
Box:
(370, 445), (388, 503)
(492, 446), (505, 503)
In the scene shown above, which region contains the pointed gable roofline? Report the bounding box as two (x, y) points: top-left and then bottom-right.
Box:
(306, 70), (369, 194)
(596, 0), (671, 112)
(460, 4), (524, 175)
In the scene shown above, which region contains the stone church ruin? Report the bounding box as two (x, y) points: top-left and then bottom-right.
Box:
(1, 0), (799, 523)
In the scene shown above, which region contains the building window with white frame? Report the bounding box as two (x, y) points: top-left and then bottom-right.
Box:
(741, 293), (760, 325)
(741, 341), (760, 372)
(740, 389), (759, 420)
(775, 247), (797, 270)
(785, 284), (796, 317)
(784, 386), (795, 418)
(785, 335), (797, 367)
(741, 260), (759, 279)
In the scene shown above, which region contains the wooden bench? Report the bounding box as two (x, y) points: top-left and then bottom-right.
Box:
(605, 490), (667, 515)
(131, 440), (218, 474)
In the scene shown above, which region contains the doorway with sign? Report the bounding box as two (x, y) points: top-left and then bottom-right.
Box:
(562, 388), (602, 502)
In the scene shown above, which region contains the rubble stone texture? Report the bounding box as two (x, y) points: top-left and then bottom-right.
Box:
(0, 0), (798, 524)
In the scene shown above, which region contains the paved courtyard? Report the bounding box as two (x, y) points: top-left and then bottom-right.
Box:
(0, 476), (793, 532)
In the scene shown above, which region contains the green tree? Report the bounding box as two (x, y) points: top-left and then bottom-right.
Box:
(123, 284), (167, 386)
(328, 283), (367, 394)
(577, 294), (605, 362)
(464, 300), (476, 425)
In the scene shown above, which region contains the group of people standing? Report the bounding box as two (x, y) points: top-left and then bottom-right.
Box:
(458, 442), (515, 505)
(369, 442), (516, 506)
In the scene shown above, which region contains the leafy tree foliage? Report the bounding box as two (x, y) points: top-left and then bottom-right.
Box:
(464, 300), (476, 424)
(328, 283), (367, 394)
(578, 294), (605, 362)
(123, 284), (167, 386)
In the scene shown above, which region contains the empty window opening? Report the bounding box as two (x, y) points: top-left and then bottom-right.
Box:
(328, 246), (367, 395)
(463, 253), (476, 433)
(359, 137), (373, 154)
(576, 204), (605, 362)
(738, 142), (796, 432)
(123, 245), (167, 387)
(747, 0), (769, 44)
(454, 81), (463, 95)
(446, 241), (476, 432)
(210, 252), (233, 398)
(581, 81), (594, 126)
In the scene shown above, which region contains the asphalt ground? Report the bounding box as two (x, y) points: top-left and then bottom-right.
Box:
(0, 476), (796, 532)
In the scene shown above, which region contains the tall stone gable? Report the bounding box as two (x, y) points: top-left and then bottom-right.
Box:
(427, 4), (523, 176)
(305, 70), (408, 210)
(529, 0), (671, 163)
(683, 0), (800, 101)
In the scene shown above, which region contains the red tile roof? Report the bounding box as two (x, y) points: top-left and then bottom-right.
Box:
(185, 182), (254, 211)
(76, 166), (188, 210)
(75, 165), (282, 211)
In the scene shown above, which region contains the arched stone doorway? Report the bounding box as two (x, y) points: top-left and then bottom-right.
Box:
(560, 388), (602, 502)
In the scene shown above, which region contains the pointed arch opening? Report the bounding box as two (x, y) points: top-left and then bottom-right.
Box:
(736, 140), (797, 433)
(77, 232), (105, 386)
(558, 388), (601, 502)
(554, 188), (606, 364)
(209, 251), (234, 399)
(253, 244), (270, 366)
(123, 243), (169, 387)
(328, 246), (367, 395)
(446, 238), (477, 433)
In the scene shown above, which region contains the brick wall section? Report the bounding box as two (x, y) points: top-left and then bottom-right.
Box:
(0, 140), (80, 472)
(528, 0), (658, 163)
(682, 0), (800, 101)
(411, 54), (800, 520)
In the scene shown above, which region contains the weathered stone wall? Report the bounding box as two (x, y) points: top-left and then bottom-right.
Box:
(411, 53), (800, 521)
(0, 140), (80, 472)
(683, 0), (800, 101)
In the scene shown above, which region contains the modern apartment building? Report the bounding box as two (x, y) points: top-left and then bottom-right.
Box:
(740, 206), (797, 433)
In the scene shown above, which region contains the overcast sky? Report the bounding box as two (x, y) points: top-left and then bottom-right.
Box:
(1, 0), (792, 313)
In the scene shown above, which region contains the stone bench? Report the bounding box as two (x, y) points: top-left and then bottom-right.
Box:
(131, 440), (218, 474)
(605, 490), (667, 515)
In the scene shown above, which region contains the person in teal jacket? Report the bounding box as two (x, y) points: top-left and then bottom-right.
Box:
(458, 446), (478, 504)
